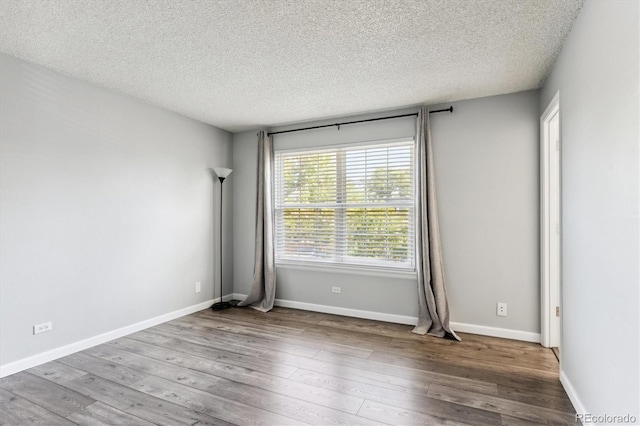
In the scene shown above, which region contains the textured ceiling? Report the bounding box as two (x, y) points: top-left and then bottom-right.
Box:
(0, 0), (583, 132)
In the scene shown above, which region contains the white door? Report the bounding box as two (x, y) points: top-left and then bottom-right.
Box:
(541, 92), (561, 349)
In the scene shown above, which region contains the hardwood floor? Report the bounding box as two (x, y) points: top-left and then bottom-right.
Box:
(1, 307), (576, 425)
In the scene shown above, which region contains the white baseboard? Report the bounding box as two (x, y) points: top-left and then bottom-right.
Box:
(274, 297), (419, 325)
(560, 370), (586, 422)
(0, 299), (215, 378)
(0, 293), (539, 378)
(233, 293), (540, 343)
(450, 322), (541, 343)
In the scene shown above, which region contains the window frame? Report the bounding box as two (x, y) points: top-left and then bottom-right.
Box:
(273, 137), (417, 273)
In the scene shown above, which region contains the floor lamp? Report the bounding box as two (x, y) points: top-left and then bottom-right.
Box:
(212, 167), (232, 311)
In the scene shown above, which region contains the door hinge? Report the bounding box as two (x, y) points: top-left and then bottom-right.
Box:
(555, 140), (560, 151)
(556, 306), (560, 317)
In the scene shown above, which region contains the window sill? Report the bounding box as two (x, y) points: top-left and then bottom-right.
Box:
(275, 261), (417, 279)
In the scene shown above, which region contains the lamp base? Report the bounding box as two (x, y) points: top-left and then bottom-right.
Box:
(211, 301), (231, 311)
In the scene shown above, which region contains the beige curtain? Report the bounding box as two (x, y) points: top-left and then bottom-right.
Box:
(412, 107), (460, 340)
(237, 131), (276, 312)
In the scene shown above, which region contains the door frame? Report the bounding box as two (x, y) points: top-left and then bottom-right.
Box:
(540, 91), (561, 349)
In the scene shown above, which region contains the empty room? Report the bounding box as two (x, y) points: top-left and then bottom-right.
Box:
(0, 0), (638, 425)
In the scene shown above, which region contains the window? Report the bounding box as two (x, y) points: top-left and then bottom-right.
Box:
(274, 138), (415, 271)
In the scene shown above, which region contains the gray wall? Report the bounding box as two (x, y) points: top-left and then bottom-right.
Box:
(0, 53), (233, 366)
(432, 91), (540, 333)
(233, 90), (540, 333)
(540, 0), (639, 417)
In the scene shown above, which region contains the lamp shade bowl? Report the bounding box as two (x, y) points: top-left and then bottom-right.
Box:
(213, 167), (233, 179)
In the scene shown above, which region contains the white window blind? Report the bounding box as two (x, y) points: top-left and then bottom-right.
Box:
(274, 139), (415, 270)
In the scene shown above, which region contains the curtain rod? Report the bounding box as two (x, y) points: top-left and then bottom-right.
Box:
(267, 106), (453, 136)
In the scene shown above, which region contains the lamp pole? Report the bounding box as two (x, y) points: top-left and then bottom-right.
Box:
(211, 167), (232, 311)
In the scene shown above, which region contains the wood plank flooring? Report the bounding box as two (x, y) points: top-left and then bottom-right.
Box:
(0, 307), (576, 425)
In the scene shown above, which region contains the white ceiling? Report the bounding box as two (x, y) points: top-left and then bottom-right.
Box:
(0, 0), (583, 133)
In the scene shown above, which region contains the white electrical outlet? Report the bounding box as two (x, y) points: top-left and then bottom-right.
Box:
(497, 303), (508, 317)
(33, 321), (53, 335)
(195, 282), (201, 293)
(331, 286), (341, 294)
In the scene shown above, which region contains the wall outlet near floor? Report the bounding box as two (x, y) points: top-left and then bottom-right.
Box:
(331, 286), (341, 294)
(195, 282), (201, 293)
(33, 321), (53, 335)
(497, 302), (508, 317)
